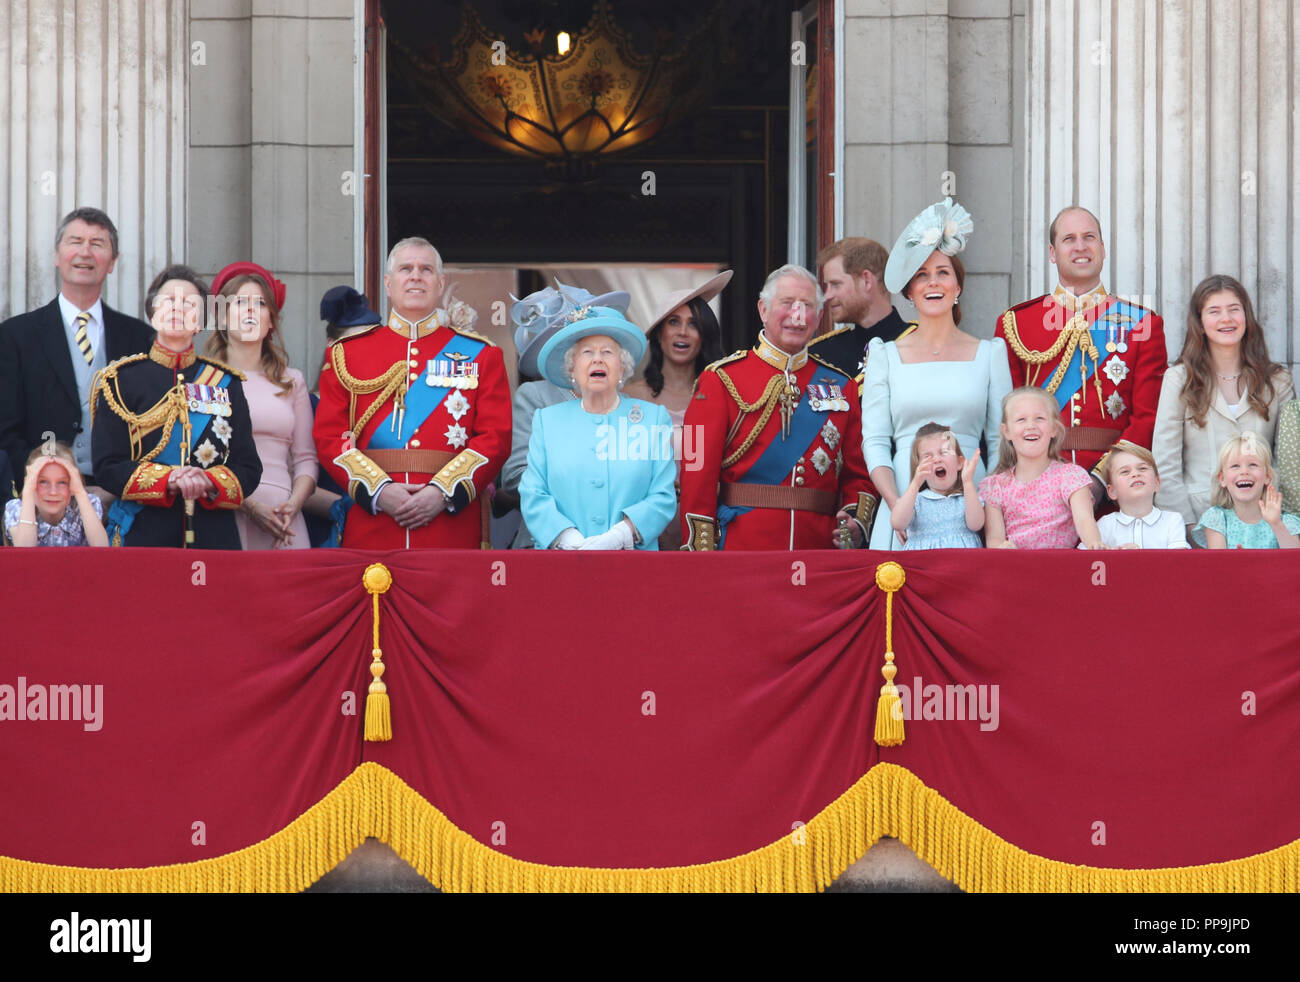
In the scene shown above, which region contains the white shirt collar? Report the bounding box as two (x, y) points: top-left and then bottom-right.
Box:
(58, 293), (105, 334)
(1113, 506), (1163, 528)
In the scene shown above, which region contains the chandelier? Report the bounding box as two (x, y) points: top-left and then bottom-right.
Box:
(391, 1), (717, 180)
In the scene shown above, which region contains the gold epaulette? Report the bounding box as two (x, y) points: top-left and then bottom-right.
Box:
(703, 349), (747, 374)
(335, 322), (385, 343)
(809, 353), (848, 376)
(89, 354), (150, 429)
(450, 323), (497, 346)
(196, 355), (247, 381)
(808, 324), (853, 346)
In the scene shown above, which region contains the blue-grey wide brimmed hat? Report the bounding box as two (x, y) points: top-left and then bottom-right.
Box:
(511, 281), (631, 379)
(883, 197), (975, 295)
(537, 306), (647, 390)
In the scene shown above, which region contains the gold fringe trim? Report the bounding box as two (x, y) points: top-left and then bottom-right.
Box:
(2, 762), (1297, 892)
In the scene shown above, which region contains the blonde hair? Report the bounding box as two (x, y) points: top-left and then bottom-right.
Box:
(1211, 431), (1275, 509)
(25, 442), (77, 474)
(909, 422), (963, 496)
(1100, 440), (1158, 484)
(993, 387), (1065, 475)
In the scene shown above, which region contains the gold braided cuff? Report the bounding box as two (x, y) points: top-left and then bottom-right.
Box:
(200, 465), (244, 510)
(854, 492), (879, 532)
(121, 462), (176, 504)
(430, 449), (489, 503)
(682, 513), (717, 552)
(335, 448), (391, 499)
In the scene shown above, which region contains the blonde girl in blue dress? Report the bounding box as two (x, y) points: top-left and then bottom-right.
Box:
(1196, 431), (1300, 549)
(890, 422), (984, 549)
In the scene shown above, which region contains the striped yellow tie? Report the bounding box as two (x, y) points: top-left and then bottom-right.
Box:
(74, 311), (93, 365)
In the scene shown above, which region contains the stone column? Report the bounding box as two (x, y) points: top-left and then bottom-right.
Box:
(189, 0), (358, 378)
(0, 0), (186, 318)
(843, 0), (1025, 338)
(1026, 0), (1297, 367)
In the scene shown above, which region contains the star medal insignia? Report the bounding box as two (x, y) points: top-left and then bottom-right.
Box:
(1105, 392), (1126, 420)
(194, 439), (219, 467)
(811, 447), (832, 475)
(444, 390), (471, 421)
(628, 404), (643, 423)
(211, 416), (232, 445)
(444, 423), (469, 449)
(1102, 355), (1129, 387)
(820, 419), (840, 450)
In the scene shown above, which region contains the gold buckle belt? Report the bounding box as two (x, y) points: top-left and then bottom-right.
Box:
(719, 482), (838, 516)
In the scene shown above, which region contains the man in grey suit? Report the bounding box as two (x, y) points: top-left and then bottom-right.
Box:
(495, 281), (631, 548)
(0, 207), (153, 504)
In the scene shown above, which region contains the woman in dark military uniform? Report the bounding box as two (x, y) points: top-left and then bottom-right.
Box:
(91, 265), (261, 548)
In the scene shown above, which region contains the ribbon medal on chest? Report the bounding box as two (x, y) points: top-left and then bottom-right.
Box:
(185, 383), (232, 417)
(807, 382), (849, 413)
(426, 351), (479, 390)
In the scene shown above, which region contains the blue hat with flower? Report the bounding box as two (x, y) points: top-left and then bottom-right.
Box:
(511, 280), (631, 379)
(883, 197), (975, 295)
(537, 306), (646, 390)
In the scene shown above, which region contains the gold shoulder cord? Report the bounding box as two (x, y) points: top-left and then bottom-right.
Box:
(330, 344), (409, 436)
(90, 360), (189, 463)
(1001, 308), (1102, 406)
(715, 368), (787, 469)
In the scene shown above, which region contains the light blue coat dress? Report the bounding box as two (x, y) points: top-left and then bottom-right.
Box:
(862, 335), (1012, 550)
(520, 397), (677, 549)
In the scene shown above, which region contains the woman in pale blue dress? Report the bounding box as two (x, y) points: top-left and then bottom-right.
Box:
(861, 198), (1013, 549)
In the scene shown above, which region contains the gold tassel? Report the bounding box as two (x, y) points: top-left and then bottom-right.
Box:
(873, 562), (906, 747)
(363, 563), (394, 742)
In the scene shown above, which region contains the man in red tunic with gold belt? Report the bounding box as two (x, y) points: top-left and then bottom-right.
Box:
(679, 265), (877, 550)
(313, 237), (511, 549)
(994, 207), (1167, 503)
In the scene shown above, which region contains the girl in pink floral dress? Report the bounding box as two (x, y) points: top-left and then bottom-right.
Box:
(979, 387), (1104, 549)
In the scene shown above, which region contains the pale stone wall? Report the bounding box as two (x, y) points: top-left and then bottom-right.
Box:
(189, 0), (358, 377)
(1026, 0), (1298, 369)
(843, 0), (1025, 339)
(0, 1), (186, 319)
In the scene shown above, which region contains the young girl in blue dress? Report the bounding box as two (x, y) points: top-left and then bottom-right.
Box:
(1196, 431), (1300, 549)
(891, 422), (984, 549)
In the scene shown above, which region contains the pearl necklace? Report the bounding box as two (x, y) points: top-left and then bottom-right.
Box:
(1216, 372), (1241, 382)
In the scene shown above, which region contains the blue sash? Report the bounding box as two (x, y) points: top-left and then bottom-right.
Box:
(1045, 297), (1144, 411)
(107, 373), (231, 546)
(718, 367), (848, 548)
(369, 333), (486, 449)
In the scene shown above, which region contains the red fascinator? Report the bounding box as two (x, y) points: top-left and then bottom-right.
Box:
(212, 261), (287, 310)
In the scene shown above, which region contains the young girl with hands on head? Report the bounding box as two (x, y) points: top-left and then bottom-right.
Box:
(979, 387), (1104, 549)
(891, 422), (984, 549)
(1196, 432), (1300, 549)
(3, 444), (108, 547)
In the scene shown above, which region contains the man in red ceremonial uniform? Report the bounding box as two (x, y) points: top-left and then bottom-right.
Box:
(314, 237), (511, 548)
(994, 207), (1167, 502)
(680, 265), (877, 550)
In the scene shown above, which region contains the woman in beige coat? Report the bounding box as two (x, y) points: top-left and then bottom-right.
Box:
(1152, 274), (1294, 542)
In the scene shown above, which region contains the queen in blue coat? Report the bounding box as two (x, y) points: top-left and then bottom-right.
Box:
(521, 306), (677, 550)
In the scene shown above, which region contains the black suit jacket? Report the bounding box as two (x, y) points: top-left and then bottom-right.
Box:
(0, 297), (153, 474)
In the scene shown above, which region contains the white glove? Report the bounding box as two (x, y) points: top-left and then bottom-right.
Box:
(552, 527), (585, 550)
(578, 521), (635, 550)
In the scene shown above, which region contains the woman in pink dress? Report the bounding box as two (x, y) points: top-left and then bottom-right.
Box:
(207, 262), (317, 549)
